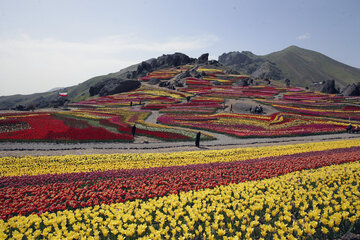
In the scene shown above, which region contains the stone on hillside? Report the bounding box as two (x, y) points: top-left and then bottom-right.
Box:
(320, 79), (339, 94)
(236, 78), (250, 87)
(159, 81), (170, 87)
(90, 78), (141, 96)
(148, 78), (161, 85)
(137, 61), (153, 75)
(342, 83), (360, 96)
(155, 53), (195, 67)
(208, 60), (219, 65)
(198, 53), (209, 64)
(175, 70), (191, 81)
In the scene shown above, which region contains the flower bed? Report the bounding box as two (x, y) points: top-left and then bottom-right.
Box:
(0, 114), (133, 142)
(1, 139), (360, 239)
(158, 112), (347, 138)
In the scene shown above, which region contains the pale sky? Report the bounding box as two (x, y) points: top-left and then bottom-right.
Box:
(0, 0), (359, 96)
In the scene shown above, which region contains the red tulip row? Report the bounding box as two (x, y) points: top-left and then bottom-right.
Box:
(0, 114), (133, 141)
(273, 104), (360, 121)
(283, 92), (343, 101)
(1, 146), (359, 220)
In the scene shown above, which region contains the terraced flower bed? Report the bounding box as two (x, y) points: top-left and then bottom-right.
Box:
(158, 112), (347, 138)
(0, 113), (133, 142)
(3, 66), (360, 142)
(1, 139), (359, 239)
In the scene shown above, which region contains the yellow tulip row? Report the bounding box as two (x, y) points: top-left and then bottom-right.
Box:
(197, 68), (223, 73)
(217, 114), (347, 130)
(1, 160), (359, 239)
(2, 139), (360, 177)
(137, 89), (188, 99)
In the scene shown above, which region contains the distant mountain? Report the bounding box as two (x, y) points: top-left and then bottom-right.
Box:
(219, 45), (360, 88)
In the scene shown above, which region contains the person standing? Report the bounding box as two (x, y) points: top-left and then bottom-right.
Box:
(195, 131), (201, 147)
(230, 104), (233, 113)
(132, 124), (136, 136)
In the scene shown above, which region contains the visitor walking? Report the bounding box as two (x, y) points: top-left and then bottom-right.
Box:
(346, 123), (353, 133)
(195, 132), (201, 147)
(132, 124), (136, 136)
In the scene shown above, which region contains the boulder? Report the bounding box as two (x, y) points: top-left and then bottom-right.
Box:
(154, 53), (195, 68)
(136, 61), (153, 75)
(208, 60), (219, 65)
(236, 78), (250, 87)
(175, 70), (191, 81)
(320, 79), (339, 94)
(90, 78), (141, 97)
(148, 78), (161, 85)
(342, 83), (360, 96)
(159, 81), (170, 87)
(198, 53), (209, 64)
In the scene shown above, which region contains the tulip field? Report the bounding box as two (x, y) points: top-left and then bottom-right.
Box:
(1, 65), (360, 239)
(2, 65), (360, 142)
(1, 139), (360, 239)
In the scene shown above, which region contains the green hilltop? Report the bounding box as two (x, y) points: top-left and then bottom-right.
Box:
(219, 45), (360, 89)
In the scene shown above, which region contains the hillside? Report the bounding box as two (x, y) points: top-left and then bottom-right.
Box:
(2, 46), (360, 110)
(219, 45), (360, 89)
(0, 53), (198, 110)
(0, 63), (141, 110)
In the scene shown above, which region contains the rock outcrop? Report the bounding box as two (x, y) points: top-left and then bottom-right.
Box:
(319, 80), (339, 94)
(251, 62), (282, 80)
(129, 53), (196, 79)
(218, 51), (283, 80)
(342, 83), (360, 96)
(197, 53), (209, 64)
(89, 78), (141, 97)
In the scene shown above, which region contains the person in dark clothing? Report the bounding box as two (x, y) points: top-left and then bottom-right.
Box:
(195, 132), (201, 147)
(132, 124), (136, 136)
(130, 101), (133, 107)
(186, 96), (191, 103)
(346, 123), (353, 133)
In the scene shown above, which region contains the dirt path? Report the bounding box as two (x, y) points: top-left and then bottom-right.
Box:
(1, 132), (360, 157)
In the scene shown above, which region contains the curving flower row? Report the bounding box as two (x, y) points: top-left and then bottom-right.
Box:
(0, 144), (359, 239)
(158, 112), (348, 138)
(1, 146), (360, 220)
(3, 139), (360, 177)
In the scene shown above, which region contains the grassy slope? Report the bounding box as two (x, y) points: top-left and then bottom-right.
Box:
(0, 62), (141, 109)
(265, 45), (360, 88)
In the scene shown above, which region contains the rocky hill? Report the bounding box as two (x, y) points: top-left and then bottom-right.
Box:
(1, 46), (360, 110)
(0, 53), (198, 110)
(219, 45), (360, 90)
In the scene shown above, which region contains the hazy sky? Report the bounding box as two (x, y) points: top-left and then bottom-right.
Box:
(0, 0), (359, 96)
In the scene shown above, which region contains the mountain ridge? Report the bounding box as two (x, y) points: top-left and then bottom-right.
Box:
(219, 45), (360, 88)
